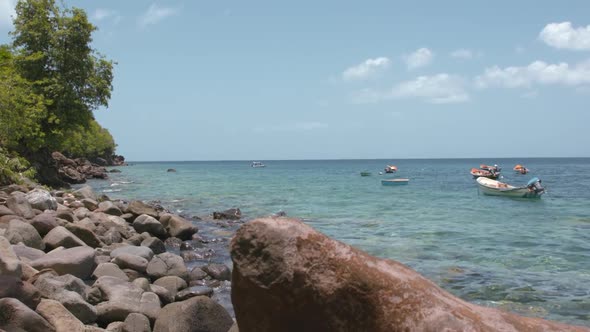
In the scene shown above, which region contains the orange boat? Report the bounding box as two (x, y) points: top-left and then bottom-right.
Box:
(384, 165), (398, 173)
(513, 164), (529, 174)
(470, 168), (500, 179)
(480, 164), (501, 172)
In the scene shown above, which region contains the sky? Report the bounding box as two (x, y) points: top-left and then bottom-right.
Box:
(1, 0), (590, 161)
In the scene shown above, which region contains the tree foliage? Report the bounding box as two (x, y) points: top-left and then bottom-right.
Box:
(61, 119), (116, 159)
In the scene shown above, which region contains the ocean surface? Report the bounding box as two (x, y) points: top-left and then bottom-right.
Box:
(87, 158), (590, 326)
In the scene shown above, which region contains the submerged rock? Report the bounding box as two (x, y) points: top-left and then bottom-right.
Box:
(230, 217), (590, 332)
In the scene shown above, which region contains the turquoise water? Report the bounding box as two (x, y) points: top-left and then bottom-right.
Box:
(88, 158), (590, 326)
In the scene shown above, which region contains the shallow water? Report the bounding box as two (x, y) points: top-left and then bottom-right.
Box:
(87, 158), (590, 326)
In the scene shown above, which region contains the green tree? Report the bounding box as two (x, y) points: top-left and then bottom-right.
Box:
(11, 0), (114, 151)
(60, 119), (116, 160)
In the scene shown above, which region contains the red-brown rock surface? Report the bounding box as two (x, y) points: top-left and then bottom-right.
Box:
(230, 217), (590, 332)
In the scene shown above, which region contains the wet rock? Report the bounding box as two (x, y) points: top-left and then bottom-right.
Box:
(7, 191), (35, 219)
(163, 237), (182, 249)
(175, 286), (214, 301)
(158, 213), (198, 240)
(0, 298), (55, 332)
(25, 188), (57, 211)
(152, 296), (233, 332)
(93, 263), (130, 281)
(5, 219), (44, 250)
(212, 208), (241, 220)
(231, 217), (590, 332)
(0, 235), (22, 278)
(43, 226), (86, 250)
(97, 201), (123, 216)
(132, 215), (166, 239)
(36, 299), (87, 332)
(0, 276), (42, 309)
(127, 201), (158, 218)
(153, 276), (187, 299)
(188, 267), (208, 281)
(146, 252), (188, 281)
(202, 264), (231, 281)
(112, 253), (149, 273)
(122, 313), (151, 332)
(30, 246), (96, 279)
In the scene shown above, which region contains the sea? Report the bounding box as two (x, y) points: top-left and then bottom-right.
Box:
(86, 158), (590, 326)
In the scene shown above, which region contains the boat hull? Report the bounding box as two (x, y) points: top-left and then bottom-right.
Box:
(381, 179), (409, 186)
(476, 178), (543, 198)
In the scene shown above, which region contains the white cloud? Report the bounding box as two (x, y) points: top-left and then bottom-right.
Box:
(0, 0), (16, 28)
(539, 22), (590, 50)
(404, 48), (433, 70)
(450, 49), (473, 59)
(352, 74), (469, 104)
(138, 4), (179, 28)
(93, 9), (118, 21)
(475, 59), (590, 88)
(342, 57), (390, 81)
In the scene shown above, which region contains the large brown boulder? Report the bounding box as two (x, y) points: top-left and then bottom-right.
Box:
(230, 217), (590, 332)
(0, 298), (55, 332)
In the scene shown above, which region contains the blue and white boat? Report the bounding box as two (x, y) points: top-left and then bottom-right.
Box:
(381, 178), (409, 186)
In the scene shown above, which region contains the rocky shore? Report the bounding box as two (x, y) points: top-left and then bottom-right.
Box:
(0, 182), (238, 332)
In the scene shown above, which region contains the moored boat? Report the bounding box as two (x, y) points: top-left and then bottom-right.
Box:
(476, 177), (545, 198)
(251, 161), (266, 168)
(360, 171), (371, 177)
(470, 168), (500, 179)
(513, 164), (529, 174)
(381, 178), (409, 185)
(384, 165), (398, 173)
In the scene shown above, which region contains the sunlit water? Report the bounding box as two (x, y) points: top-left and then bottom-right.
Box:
(87, 158), (590, 326)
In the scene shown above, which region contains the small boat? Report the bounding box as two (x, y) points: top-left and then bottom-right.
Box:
(381, 178), (409, 185)
(513, 164), (529, 174)
(476, 177), (545, 198)
(384, 165), (398, 173)
(360, 171), (371, 177)
(470, 168), (500, 179)
(251, 161), (266, 168)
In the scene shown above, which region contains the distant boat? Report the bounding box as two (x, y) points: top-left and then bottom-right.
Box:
(384, 165), (398, 173)
(476, 177), (545, 198)
(360, 171), (372, 176)
(470, 168), (500, 179)
(513, 164), (529, 174)
(480, 164), (501, 172)
(251, 161), (266, 168)
(381, 178), (409, 186)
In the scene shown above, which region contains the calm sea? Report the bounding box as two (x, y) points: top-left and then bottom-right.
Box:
(87, 158), (590, 326)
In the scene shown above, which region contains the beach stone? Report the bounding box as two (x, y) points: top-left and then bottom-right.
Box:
(0, 205), (15, 216)
(132, 278), (151, 291)
(132, 215), (166, 238)
(149, 284), (173, 305)
(96, 254), (112, 265)
(111, 245), (154, 261)
(56, 209), (76, 222)
(92, 276), (161, 325)
(202, 263), (231, 281)
(141, 237), (166, 254)
(25, 188), (57, 211)
(153, 276), (187, 299)
(0, 276), (42, 309)
(106, 322), (125, 332)
(231, 217), (590, 332)
(5, 219), (44, 250)
(0, 235), (22, 278)
(98, 201), (123, 216)
(75, 207), (92, 220)
(65, 223), (103, 248)
(43, 226), (86, 250)
(30, 246), (95, 279)
(127, 201), (158, 218)
(175, 286), (214, 301)
(93, 263), (130, 281)
(74, 186), (98, 201)
(123, 269), (148, 281)
(163, 237), (182, 248)
(227, 322), (239, 332)
(31, 211), (64, 236)
(122, 313), (151, 332)
(112, 253), (148, 273)
(146, 252), (188, 281)
(81, 199), (99, 211)
(11, 243), (45, 261)
(36, 299), (87, 332)
(158, 213), (198, 240)
(188, 267), (208, 281)
(121, 213), (135, 222)
(153, 296), (233, 332)
(0, 298), (55, 332)
(102, 227), (123, 245)
(7, 191), (35, 219)
(34, 273), (96, 324)
(212, 208), (241, 220)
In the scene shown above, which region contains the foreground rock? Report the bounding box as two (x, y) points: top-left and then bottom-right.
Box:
(0, 298), (55, 332)
(30, 246), (95, 279)
(230, 217), (590, 332)
(153, 296), (233, 332)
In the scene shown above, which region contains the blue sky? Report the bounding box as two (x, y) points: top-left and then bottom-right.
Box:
(1, 1), (590, 160)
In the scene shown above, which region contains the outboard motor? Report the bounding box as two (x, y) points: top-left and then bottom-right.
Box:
(526, 177), (545, 195)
